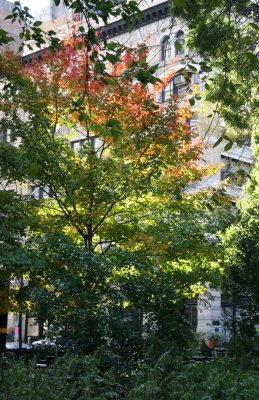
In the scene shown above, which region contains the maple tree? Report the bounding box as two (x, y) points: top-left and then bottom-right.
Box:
(0, 40), (214, 250)
(0, 39), (227, 350)
(3, 0), (258, 133)
(1, 1), (143, 74)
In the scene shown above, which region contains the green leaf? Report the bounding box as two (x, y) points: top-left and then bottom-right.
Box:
(173, 0), (186, 7)
(188, 64), (197, 72)
(246, 52), (258, 62)
(237, 168), (246, 177)
(78, 113), (90, 122)
(224, 141), (233, 151)
(106, 119), (122, 130)
(33, 21), (43, 27)
(70, 1), (82, 13)
(205, 203), (214, 212)
(213, 136), (223, 148)
(177, 67), (186, 75)
(106, 53), (120, 64)
(100, 78), (116, 85)
(149, 64), (159, 74)
(249, 23), (258, 31)
(175, 41), (182, 51)
(106, 42), (118, 51)
(200, 63), (212, 72)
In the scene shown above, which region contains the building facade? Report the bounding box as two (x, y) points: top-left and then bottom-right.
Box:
(34, 0), (75, 22)
(0, 0), (23, 52)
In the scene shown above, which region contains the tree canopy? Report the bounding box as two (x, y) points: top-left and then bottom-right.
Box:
(170, 0), (259, 131)
(0, 36), (230, 350)
(221, 139), (259, 336)
(2, 0), (258, 131)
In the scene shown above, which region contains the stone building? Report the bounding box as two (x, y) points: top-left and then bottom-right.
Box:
(0, 0), (23, 52)
(35, 0), (76, 22)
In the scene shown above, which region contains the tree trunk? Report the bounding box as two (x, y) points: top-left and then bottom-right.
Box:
(24, 312), (28, 343)
(18, 312), (23, 350)
(0, 312), (7, 350)
(18, 276), (24, 349)
(0, 281), (8, 350)
(38, 322), (44, 338)
(87, 225), (94, 250)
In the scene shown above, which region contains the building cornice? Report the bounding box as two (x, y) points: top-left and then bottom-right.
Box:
(22, 1), (170, 64)
(99, 1), (170, 39)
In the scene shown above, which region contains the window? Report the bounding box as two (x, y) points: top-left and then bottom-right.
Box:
(0, 128), (13, 143)
(175, 31), (185, 56)
(70, 138), (86, 150)
(70, 137), (96, 151)
(241, 136), (251, 147)
(185, 302), (197, 327)
(161, 74), (189, 103)
(221, 156), (251, 187)
(30, 185), (52, 199)
(161, 36), (171, 62)
(122, 308), (143, 327)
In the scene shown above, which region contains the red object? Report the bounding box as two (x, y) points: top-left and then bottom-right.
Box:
(208, 338), (215, 349)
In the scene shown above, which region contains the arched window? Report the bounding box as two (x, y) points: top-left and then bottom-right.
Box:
(175, 31), (185, 56)
(161, 36), (171, 62)
(161, 74), (189, 103)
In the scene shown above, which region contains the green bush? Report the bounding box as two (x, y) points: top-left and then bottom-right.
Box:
(1, 349), (259, 400)
(127, 355), (259, 400)
(0, 351), (123, 400)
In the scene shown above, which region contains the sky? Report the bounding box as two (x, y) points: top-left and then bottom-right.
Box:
(13, 0), (49, 18)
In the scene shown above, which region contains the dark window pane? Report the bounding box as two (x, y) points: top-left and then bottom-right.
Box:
(161, 36), (171, 62)
(175, 31), (185, 56)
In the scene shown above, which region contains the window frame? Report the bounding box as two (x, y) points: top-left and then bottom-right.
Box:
(161, 36), (171, 62)
(175, 31), (185, 56)
(161, 73), (192, 103)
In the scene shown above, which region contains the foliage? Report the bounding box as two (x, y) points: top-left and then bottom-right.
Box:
(227, 336), (259, 365)
(0, 190), (37, 348)
(2, 0), (146, 81)
(0, 38), (230, 351)
(222, 209), (259, 336)
(127, 354), (259, 400)
(1, 351), (259, 400)
(0, 191), (31, 277)
(170, 0), (259, 131)
(221, 140), (259, 337)
(0, 42), (216, 251)
(0, 351), (124, 400)
(1, 1), (59, 52)
(23, 200), (227, 354)
(2, 0), (258, 131)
